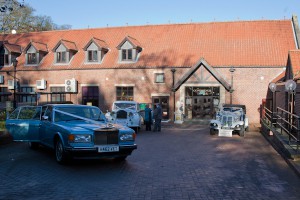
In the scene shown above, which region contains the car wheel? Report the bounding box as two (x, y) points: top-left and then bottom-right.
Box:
(28, 142), (39, 150)
(210, 128), (215, 135)
(239, 126), (245, 137)
(245, 126), (249, 132)
(55, 138), (70, 164)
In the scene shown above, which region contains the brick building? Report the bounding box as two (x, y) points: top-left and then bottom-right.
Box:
(1, 16), (300, 124)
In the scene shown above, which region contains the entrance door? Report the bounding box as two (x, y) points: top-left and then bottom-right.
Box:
(152, 96), (169, 120)
(185, 86), (219, 120)
(192, 96), (213, 119)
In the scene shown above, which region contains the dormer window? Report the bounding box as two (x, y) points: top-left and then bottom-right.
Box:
(117, 36), (142, 63)
(53, 39), (78, 65)
(24, 41), (48, 66)
(83, 37), (109, 64)
(0, 41), (21, 67)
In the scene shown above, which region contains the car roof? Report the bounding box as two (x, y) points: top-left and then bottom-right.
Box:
(222, 104), (246, 114)
(114, 101), (137, 104)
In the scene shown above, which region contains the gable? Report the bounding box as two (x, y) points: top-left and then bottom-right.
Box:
(121, 41), (134, 49)
(27, 45), (37, 53)
(173, 58), (231, 92)
(56, 44), (67, 52)
(86, 42), (99, 51)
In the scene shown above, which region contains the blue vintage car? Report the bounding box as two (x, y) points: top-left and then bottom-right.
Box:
(5, 104), (137, 164)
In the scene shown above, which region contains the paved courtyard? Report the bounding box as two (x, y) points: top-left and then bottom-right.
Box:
(1, 124), (300, 200)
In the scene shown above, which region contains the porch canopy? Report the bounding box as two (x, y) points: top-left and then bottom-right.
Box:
(172, 58), (231, 92)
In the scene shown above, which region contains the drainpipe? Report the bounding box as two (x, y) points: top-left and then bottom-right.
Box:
(171, 68), (176, 121)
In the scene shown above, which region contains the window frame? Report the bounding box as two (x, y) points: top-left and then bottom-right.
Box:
(27, 53), (38, 65)
(116, 86), (134, 101)
(154, 73), (165, 83)
(121, 49), (133, 61)
(56, 51), (67, 63)
(87, 50), (98, 62)
(19, 87), (36, 103)
(50, 87), (66, 102)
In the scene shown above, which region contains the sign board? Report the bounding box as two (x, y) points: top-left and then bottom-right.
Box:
(174, 112), (183, 124)
(218, 129), (233, 137)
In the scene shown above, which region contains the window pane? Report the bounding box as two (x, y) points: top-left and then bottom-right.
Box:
(116, 87), (133, 101)
(155, 74), (164, 83)
(62, 52), (66, 62)
(93, 51), (98, 61)
(88, 51), (92, 61)
(128, 49), (132, 60)
(4, 54), (9, 65)
(28, 53), (37, 64)
(57, 52), (61, 62)
(122, 50), (126, 60)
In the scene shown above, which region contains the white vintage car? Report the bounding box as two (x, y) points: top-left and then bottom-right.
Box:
(210, 104), (249, 137)
(105, 101), (143, 131)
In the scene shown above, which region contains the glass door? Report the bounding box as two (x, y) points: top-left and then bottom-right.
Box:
(152, 96), (169, 120)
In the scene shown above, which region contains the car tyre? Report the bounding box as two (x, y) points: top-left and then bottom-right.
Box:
(55, 138), (70, 164)
(210, 128), (215, 135)
(245, 126), (249, 132)
(239, 126), (245, 137)
(28, 142), (39, 150)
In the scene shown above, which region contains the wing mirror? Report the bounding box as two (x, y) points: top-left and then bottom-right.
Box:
(42, 116), (49, 120)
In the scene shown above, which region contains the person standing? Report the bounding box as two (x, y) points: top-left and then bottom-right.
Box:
(144, 104), (152, 131)
(153, 103), (162, 132)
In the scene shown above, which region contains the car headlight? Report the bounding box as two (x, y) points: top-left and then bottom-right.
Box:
(120, 133), (135, 141)
(69, 134), (92, 143)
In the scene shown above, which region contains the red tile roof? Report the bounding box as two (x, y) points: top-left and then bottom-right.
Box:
(289, 50), (300, 79)
(0, 19), (297, 71)
(271, 70), (285, 83)
(2, 42), (21, 53)
(24, 41), (48, 52)
(92, 37), (109, 50)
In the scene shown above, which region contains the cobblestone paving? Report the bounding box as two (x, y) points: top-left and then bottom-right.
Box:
(1, 125), (300, 200)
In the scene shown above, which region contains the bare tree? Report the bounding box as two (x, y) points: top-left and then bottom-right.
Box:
(0, 0), (71, 33)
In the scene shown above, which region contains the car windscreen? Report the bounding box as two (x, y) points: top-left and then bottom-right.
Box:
(113, 103), (136, 110)
(55, 107), (105, 122)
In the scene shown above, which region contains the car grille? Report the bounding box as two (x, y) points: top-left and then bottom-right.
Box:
(94, 128), (119, 145)
(116, 110), (127, 119)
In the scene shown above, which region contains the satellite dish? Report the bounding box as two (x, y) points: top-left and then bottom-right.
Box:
(285, 79), (297, 92)
(11, 30), (16, 34)
(268, 83), (277, 93)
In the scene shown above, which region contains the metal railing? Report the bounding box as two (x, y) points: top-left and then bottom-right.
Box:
(262, 105), (300, 153)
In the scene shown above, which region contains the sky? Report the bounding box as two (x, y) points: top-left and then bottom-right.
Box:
(25, 0), (300, 30)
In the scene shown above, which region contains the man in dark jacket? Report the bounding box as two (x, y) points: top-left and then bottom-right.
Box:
(153, 104), (162, 132)
(144, 104), (152, 131)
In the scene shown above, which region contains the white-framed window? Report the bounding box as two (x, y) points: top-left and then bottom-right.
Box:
(88, 50), (98, 62)
(155, 73), (165, 83)
(27, 53), (37, 64)
(56, 51), (67, 63)
(122, 49), (133, 61)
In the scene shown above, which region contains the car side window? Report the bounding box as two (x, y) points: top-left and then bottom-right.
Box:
(44, 107), (53, 122)
(8, 108), (21, 119)
(18, 107), (40, 120)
